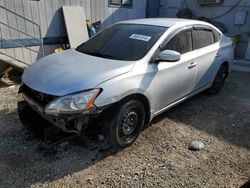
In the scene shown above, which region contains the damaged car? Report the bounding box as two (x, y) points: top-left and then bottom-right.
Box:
(18, 18), (234, 149)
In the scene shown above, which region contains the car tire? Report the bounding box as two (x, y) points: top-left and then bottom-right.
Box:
(103, 99), (145, 149)
(207, 64), (228, 95)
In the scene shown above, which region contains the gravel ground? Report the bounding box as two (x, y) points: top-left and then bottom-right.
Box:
(0, 71), (249, 188)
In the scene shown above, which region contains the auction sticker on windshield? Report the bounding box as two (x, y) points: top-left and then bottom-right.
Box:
(129, 34), (152, 42)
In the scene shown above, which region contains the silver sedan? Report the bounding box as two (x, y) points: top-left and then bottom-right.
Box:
(19, 18), (234, 149)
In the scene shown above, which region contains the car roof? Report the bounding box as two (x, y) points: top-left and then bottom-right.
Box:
(118, 18), (209, 28)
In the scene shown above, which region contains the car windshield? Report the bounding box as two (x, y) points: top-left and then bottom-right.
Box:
(76, 24), (167, 61)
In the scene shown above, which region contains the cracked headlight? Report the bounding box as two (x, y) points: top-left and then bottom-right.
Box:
(45, 89), (101, 115)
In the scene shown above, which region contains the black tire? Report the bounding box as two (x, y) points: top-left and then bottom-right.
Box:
(207, 64), (228, 95)
(103, 100), (145, 149)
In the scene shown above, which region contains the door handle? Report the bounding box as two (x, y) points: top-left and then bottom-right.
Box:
(188, 62), (197, 69)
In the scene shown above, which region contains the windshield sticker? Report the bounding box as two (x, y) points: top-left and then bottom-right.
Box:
(129, 34), (151, 42)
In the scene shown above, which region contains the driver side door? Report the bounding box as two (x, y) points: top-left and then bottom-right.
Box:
(154, 29), (198, 114)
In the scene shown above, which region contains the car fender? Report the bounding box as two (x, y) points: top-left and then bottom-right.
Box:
(94, 63), (157, 120)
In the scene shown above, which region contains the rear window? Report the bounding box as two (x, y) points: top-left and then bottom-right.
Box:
(76, 24), (166, 61)
(192, 29), (214, 50)
(213, 29), (221, 43)
(192, 26), (221, 50)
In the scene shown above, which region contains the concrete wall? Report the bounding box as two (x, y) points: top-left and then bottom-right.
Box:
(160, 0), (250, 59)
(0, 0), (146, 65)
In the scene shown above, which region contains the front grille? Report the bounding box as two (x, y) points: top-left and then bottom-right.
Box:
(21, 84), (57, 108)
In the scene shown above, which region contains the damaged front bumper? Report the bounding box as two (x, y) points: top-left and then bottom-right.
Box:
(19, 92), (101, 134)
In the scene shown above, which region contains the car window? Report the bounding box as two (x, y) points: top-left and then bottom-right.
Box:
(76, 24), (167, 61)
(163, 30), (192, 54)
(192, 28), (215, 50)
(213, 29), (221, 43)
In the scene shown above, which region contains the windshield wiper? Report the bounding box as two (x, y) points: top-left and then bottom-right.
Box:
(84, 50), (115, 59)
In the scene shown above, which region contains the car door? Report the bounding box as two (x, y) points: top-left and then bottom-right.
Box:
(155, 29), (198, 113)
(191, 26), (221, 90)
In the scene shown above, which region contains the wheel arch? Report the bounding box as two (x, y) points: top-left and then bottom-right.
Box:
(221, 61), (229, 77)
(211, 60), (230, 84)
(119, 93), (151, 126)
(106, 93), (151, 127)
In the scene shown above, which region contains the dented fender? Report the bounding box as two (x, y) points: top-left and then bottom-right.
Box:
(94, 62), (158, 120)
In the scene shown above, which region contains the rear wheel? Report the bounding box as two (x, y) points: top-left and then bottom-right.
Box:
(207, 64), (228, 95)
(104, 100), (145, 149)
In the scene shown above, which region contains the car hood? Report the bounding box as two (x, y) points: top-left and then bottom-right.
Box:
(22, 49), (134, 96)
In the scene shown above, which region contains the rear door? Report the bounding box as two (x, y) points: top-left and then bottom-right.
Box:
(155, 29), (198, 112)
(191, 26), (221, 90)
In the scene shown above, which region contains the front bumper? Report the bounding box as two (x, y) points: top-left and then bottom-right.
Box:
(19, 93), (99, 134)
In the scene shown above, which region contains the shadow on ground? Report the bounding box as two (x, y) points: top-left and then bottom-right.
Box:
(0, 109), (115, 187)
(153, 87), (250, 150)
(240, 180), (250, 188)
(0, 71), (249, 187)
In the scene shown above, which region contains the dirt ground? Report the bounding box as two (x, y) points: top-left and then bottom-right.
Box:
(0, 71), (249, 188)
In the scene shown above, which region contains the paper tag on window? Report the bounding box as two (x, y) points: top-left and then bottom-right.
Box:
(129, 34), (151, 42)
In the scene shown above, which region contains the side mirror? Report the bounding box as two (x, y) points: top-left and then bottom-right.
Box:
(158, 50), (181, 62)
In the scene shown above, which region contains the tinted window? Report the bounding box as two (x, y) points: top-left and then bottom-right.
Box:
(192, 29), (215, 50)
(164, 30), (192, 54)
(213, 29), (221, 42)
(76, 24), (166, 61)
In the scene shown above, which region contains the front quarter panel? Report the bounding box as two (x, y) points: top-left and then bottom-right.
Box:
(94, 61), (157, 116)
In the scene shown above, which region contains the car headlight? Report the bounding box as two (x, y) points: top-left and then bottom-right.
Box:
(45, 88), (101, 115)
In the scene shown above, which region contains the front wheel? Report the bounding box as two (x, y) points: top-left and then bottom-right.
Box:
(207, 64), (228, 95)
(104, 100), (146, 149)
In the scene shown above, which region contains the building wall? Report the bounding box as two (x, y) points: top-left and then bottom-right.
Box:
(0, 0), (146, 65)
(160, 0), (183, 18)
(160, 0), (250, 59)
